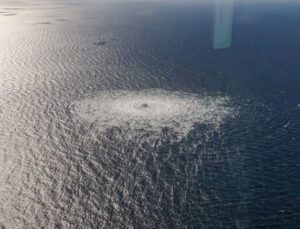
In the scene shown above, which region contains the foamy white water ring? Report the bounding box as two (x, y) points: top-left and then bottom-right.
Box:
(72, 89), (237, 135)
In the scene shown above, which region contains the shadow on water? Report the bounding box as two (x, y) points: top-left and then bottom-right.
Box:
(35, 22), (51, 25)
(95, 41), (108, 46)
(2, 13), (17, 16)
(56, 18), (68, 22)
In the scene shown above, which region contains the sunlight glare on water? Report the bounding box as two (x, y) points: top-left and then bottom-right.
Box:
(0, 0), (299, 228)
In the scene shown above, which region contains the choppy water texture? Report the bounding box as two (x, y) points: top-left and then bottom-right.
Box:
(72, 89), (236, 136)
(0, 0), (300, 228)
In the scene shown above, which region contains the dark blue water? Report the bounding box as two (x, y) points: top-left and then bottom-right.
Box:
(0, 0), (299, 228)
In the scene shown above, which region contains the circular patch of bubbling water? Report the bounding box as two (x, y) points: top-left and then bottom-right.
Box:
(72, 89), (237, 135)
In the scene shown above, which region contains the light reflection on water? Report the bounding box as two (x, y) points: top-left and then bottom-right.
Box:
(0, 0), (299, 228)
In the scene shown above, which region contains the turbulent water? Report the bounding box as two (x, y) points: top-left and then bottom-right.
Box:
(0, 0), (300, 228)
(72, 89), (236, 136)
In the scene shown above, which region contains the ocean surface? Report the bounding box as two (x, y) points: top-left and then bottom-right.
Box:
(0, 0), (299, 228)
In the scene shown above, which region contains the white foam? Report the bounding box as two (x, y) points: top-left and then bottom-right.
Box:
(72, 89), (237, 135)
